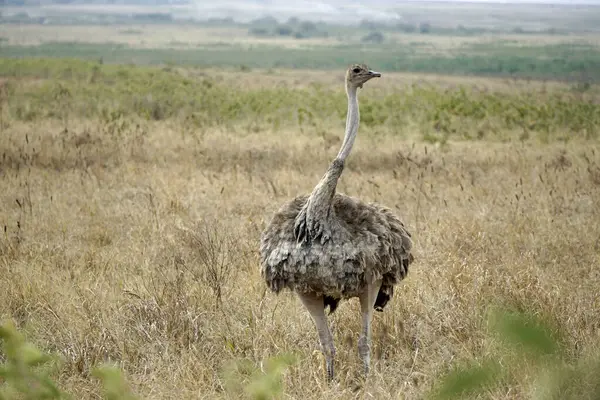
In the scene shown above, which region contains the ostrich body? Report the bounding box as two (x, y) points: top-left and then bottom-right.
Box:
(259, 64), (414, 380)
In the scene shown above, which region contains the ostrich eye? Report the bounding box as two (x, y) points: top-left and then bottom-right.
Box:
(352, 68), (361, 73)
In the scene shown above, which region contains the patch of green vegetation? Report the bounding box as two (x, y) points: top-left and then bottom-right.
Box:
(118, 29), (144, 35)
(1, 58), (598, 142)
(3, 41), (600, 82)
(0, 319), (138, 399)
(223, 353), (297, 399)
(464, 41), (598, 57)
(430, 308), (600, 400)
(0, 320), (63, 399)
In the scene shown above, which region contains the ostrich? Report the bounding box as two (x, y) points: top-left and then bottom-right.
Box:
(259, 64), (414, 380)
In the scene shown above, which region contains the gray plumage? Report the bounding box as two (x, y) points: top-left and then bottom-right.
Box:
(261, 192), (413, 299)
(259, 64), (414, 380)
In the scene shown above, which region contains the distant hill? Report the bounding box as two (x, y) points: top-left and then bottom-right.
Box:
(2, 0), (599, 31)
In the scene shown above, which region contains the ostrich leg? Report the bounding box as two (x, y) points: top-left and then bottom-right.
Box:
(358, 279), (382, 375)
(297, 292), (336, 381)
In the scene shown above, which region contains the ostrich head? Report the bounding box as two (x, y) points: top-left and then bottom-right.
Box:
(346, 63), (381, 89)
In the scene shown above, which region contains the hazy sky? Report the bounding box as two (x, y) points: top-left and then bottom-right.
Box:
(192, 0), (600, 24)
(387, 0), (600, 2)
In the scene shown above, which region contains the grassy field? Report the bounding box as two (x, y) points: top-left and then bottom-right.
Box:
(1, 58), (600, 399)
(2, 37), (600, 82)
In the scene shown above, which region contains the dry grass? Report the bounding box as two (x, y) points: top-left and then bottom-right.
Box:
(1, 68), (600, 399)
(3, 24), (600, 51)
(0, 24), (340, 49)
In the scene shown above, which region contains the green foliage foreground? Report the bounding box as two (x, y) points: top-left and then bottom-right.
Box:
(0, 320), (137, 400)
(1, 58), (599, 142)
(431, 309), (600, 400)
(3, 309), (600, 399)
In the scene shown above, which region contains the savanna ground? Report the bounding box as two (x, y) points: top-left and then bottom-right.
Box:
(1, 6), (600, 397)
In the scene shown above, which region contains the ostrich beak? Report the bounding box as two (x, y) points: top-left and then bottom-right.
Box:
(368, 70), (382, 78)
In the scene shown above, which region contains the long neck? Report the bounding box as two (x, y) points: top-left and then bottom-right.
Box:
(306, 85), (359, 206)
(337, 85), (359, 162)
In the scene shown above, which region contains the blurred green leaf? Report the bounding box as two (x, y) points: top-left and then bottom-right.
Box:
(0, 320), (64, 399)
(93, 364), (138, 400)
(432, 361), (500, 400)
(223, 353), (297, 400)
(245, 353), (297, 400)
(490, 310), (561, 358)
